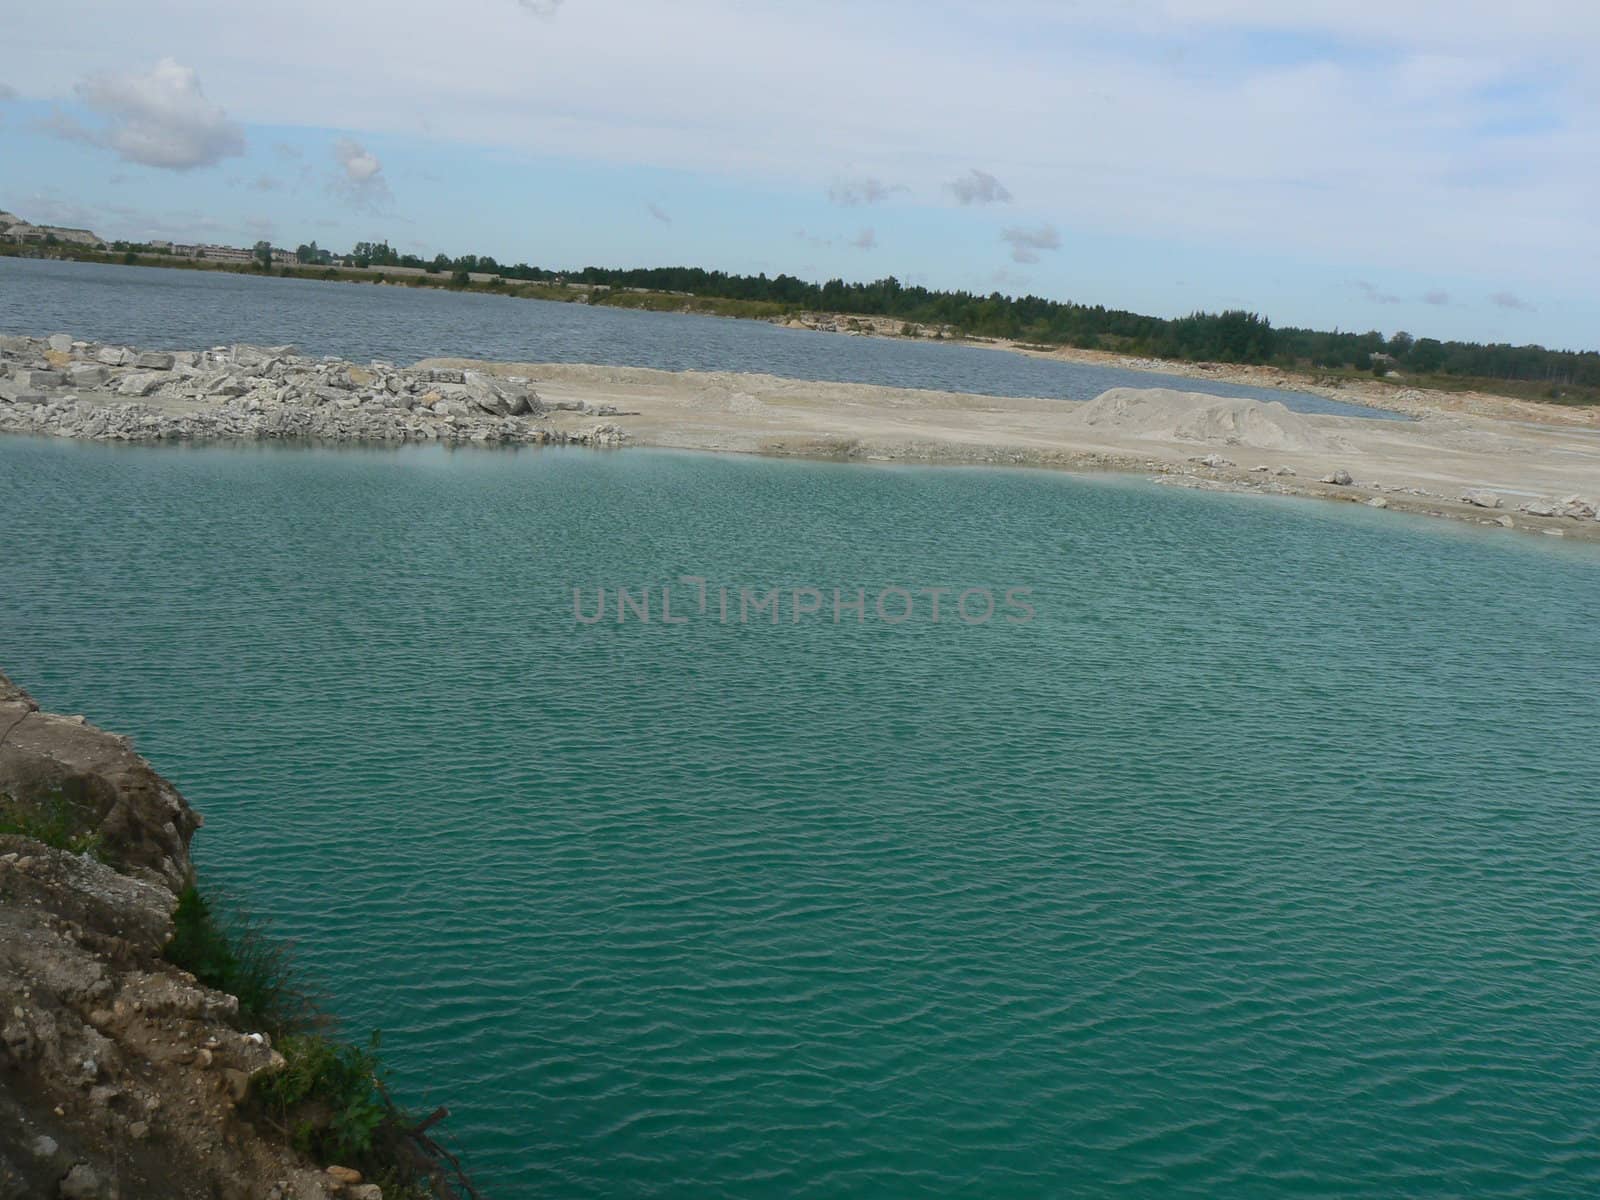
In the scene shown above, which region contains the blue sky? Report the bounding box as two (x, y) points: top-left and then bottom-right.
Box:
(2, 0), (1596, 350)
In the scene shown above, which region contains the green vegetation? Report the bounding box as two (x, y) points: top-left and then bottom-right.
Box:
(0, 787), (104, 859)
(164, 885), (476, 1197)
(168, 885), (307, 1031)
(256, 1031), (389, 1162)
(8, 240), (1595, 405)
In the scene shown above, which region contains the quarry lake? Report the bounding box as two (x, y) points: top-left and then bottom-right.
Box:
(0, 256), (1402, 419)
(3, 436), (1599, 1197)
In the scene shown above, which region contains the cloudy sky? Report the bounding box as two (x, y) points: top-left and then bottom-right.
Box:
(1, 0), (1596, 349)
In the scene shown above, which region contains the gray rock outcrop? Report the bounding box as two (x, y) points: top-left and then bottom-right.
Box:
(0, 335), (626, 452)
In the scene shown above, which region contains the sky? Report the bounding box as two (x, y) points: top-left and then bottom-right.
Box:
(1, 0), (1596, 350)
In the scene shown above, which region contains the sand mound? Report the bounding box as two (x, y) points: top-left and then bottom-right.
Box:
(1065, 387), (1348, 452)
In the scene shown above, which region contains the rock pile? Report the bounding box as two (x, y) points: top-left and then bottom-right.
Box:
(0, 334), (626, 449)
(1516, 494), (1598, 521)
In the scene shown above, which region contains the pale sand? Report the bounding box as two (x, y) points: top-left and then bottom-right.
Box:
(418, 359), (1600, 542)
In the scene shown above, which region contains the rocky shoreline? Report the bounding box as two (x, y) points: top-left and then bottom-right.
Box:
(0, 334), (625, 448)
(0, 670), (459, 1199)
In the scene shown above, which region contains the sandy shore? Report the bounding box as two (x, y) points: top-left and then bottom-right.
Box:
(775, 313), (1600, 431)
(3, 333), (1595, 542)
(422, 357), (1600, 543)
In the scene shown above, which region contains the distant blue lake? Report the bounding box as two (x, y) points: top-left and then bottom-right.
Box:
(0, 256), (1400, 419)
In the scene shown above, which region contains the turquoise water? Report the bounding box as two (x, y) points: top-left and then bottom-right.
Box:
(3, 436), (1600, 1197)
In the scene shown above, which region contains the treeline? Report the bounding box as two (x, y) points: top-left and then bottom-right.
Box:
(297, 241), (1600, 391)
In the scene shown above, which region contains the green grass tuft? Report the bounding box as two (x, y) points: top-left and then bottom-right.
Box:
(0, 788), (105, 859)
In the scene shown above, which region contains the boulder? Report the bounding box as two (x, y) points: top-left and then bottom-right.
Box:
(0, 381), (47, 405)
(117, 373), (164, 397)
(1321, 469), (1353, 486)
(1461, 490), (1502, 509)
(463, 371), (514, 415)
(96, 347), (132, 366)
(1190, 453), (1234, 468)
(1366, 497), (1389, 508)
(134, 351), (175, 370)
(12, 369), (61, 390)
(67, 365), (109, 388)
(46, 333), (74, 353)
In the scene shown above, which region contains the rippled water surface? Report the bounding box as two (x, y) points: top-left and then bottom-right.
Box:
(3, 437), (1599, 1198)
(0, 256), (1402, 419)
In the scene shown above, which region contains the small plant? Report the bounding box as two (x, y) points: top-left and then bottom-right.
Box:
(257, 1031), (389, 1160)
(0, 788), (105, 859)
(166, 886), (310, 1034)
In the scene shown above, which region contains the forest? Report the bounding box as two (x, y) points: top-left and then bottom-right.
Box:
(330, 242), (1596, 393)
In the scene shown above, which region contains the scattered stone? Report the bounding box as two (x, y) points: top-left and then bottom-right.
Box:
(1190, 453), (1234, 468)
(1460, 490), (1502, 509)
(1519, 500), (1560, 517)
(327, 1165), (364, 1184)
(58, 1164), (104, 1200)
(348, 1186), (385, 1200)
(1496, 515), (1515, 528)
(1321, 469), (1353, 486)
(1366, 497), (1388, 508)
(30, 1135), (60, 1158)
(1273, 466), (1296, 476)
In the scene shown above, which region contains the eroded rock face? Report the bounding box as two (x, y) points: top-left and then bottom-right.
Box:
(0, 680), (196, 893)
(0, 669), (340, 1200)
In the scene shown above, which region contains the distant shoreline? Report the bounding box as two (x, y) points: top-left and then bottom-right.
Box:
(7, 244), (1595, 427)
(3, 333), (1597, 544)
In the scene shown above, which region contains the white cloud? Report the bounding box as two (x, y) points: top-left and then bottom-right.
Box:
(515, 0), (564, 15)
(332, 137), (391, 209)
(53, 58), (244, 169)
(849, 227), (877, 250)
(1422, 289), (1451, 306)
(947, 169), (1013, 206)
(1001, 224), (1061, 264)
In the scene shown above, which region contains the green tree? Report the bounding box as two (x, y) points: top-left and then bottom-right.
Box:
(253, 240), (273, 269)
